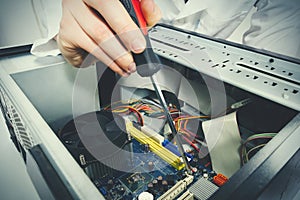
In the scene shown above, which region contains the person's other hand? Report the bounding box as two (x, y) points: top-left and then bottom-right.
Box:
(57, 0), (161, 77)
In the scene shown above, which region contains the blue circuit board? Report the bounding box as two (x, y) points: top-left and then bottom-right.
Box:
(93, 139), (215, 200)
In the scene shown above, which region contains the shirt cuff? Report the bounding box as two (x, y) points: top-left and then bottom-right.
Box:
(30, 0), (62, 57)
(31, 36), (60, 57)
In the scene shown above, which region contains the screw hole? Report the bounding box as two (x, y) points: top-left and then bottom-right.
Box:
(271, 82), (277, 86)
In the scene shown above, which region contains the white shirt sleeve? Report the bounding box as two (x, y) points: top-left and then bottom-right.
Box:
(30, 0), (62, 57)
(243, 0), (300, 58)
(157, 0), (256, 39)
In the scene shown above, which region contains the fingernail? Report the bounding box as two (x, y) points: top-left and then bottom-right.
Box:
(128, 62), (136, 73)
(131, 38), (146, 53)
(122, 72), (130, 77)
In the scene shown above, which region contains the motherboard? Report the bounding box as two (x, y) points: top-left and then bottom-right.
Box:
(58, 97), (239, 200)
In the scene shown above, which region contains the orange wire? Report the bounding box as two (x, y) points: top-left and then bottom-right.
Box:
(112, 105), (144, 126)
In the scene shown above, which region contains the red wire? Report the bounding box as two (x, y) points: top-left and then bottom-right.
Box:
(113, 105), (144, 126)
(182, 135), (200, 152)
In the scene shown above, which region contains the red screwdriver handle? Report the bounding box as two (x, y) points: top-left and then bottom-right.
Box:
(120, 0), (148, 35)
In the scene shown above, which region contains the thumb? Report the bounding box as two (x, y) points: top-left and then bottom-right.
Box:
(141, 0), (162, 27)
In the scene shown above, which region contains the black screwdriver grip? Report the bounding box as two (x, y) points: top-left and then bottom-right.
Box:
(119, 0), (162, 77)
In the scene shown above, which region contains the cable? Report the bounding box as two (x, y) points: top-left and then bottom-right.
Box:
(241, 133), (276, 164)
(176, 116), (209, 131)
(181, 134), (200, 152)
(111, 105), (144, 126)
(246, 143), (266, 161)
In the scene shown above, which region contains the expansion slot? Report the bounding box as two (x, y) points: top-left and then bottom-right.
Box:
(157, 175), (194, 200)
(177, 190), (194, 200)
(126, 122), (185, 170)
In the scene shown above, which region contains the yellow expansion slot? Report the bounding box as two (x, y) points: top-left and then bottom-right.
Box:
(126, 122), (185, 170)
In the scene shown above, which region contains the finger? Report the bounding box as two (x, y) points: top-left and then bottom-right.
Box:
(141, 0), (162, 27)
(84, 0), (146, 53)
(58, 8), (129, 76)
(68, 1), (136, 73)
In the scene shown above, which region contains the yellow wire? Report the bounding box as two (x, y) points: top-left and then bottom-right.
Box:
(103, 98), (140, 110)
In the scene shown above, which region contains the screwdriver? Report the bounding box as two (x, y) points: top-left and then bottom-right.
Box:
(120, 0), (192, 174)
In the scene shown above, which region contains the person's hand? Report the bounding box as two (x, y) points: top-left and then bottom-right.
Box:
(57, 0), (161, 77)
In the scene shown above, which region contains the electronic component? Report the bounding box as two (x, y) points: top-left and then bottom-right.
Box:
(188, 177), (219, 200)
(213, 174), (228, 187)
(177, 190), (194, 200)
(57, 102), (231, 199)
(148, 161), (154, 171)
(138, 192), (154, 200)
(157, 174), (194, 200)
(162, 180), (168, 191)
(126, 121), (185, 170)
(120, 170), (153, 193)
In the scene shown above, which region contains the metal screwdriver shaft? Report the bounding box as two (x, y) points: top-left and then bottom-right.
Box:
(120, 0), (192, 173)
(150, 75), (192, 174)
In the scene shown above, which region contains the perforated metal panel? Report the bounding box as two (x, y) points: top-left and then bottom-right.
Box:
(0, 86), (34, 150)
(149, 25), (300, 111)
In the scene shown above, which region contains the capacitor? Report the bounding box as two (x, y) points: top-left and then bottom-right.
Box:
(191, 167), (198, 173)
(138, 192), (154, 200)
(203, 173), (209, 179)
(209, 170), (217, 177)
(117, 186), (126, 195)
(147, 182), (154, 193)
(107, 179), (114, 190)
(152, 179), (158, 188)
(148, 161), (154, 171)
(162, 180), (168, 191)
(157, 176), (163, 185)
